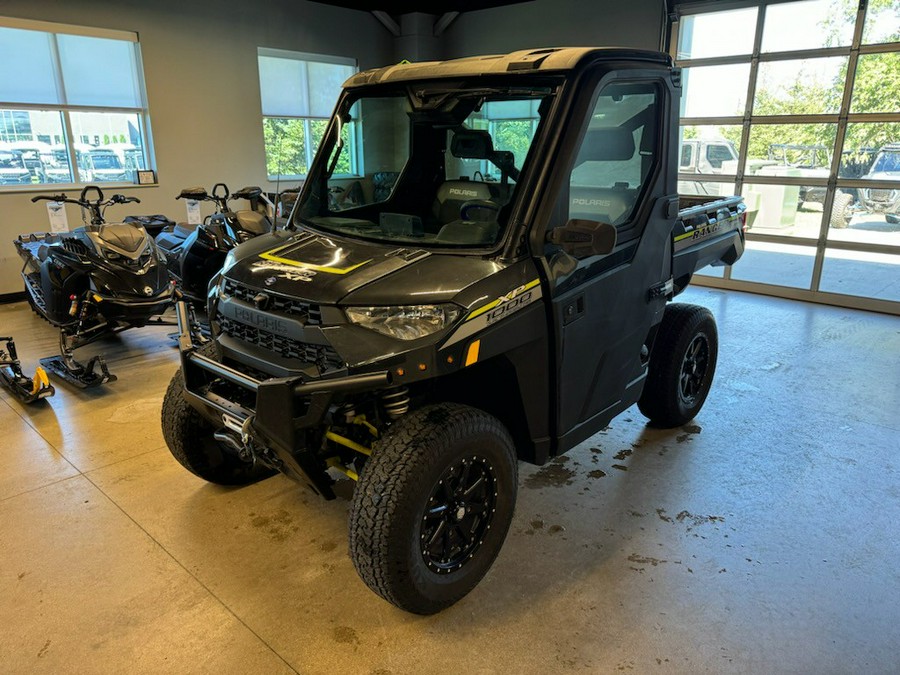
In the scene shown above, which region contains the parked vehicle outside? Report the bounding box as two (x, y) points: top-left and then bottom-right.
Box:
(858, 143), (900, 224)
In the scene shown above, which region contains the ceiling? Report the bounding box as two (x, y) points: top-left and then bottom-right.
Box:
(311, 0), (531, 15)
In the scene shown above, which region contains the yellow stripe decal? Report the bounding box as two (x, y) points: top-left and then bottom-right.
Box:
(259, 243), (372, 275)
(674, 232), (694, 242)
(466, 278), (541, 322)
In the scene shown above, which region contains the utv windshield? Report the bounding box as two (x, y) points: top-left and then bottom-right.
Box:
(90, 153), (123, 170)
(293, 82), (557, 248)
(870, 150), (900, 174)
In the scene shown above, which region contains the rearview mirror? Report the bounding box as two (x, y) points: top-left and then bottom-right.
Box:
(546, 219), (617, 259)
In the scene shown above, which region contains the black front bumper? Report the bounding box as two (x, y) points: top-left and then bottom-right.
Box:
(174, 302), (389, 497)
(95, 291), (173, 324)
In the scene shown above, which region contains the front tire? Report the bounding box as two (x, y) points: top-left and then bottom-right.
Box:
(161, 370), (275, 485)
(638, 303), (718, 428)
(349, 403), (517, 615)
(830, 192), (853, 229)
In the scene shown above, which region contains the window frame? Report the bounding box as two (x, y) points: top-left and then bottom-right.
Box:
(0, 17), (155, 191)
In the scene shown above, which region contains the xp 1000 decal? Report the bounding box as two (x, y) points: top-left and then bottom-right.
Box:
(443, 279), (542, 347)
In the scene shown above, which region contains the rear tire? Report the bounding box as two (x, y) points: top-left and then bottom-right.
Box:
(638, 303), (718, 428)
(349, 403), (517, 615)
(161, 366), (275, 486)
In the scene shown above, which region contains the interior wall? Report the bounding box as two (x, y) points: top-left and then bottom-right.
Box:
(0, 0), (392, 294)
(440, 0), (666, 59)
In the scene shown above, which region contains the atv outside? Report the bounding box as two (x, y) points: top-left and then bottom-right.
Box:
(857, 143), (900, 225)
(766, 144), (856, 229)
(162, 47), (746, 614)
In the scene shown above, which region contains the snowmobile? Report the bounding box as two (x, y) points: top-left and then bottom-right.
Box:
(155, 184), (275, 304)
(0, 336), (54, 403)
(14, 185), (174, 388)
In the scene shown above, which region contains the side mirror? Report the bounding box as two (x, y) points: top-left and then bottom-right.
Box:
(546, 219), (617, 259)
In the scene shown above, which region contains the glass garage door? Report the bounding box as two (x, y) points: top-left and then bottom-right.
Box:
(672, 0), (900, 315)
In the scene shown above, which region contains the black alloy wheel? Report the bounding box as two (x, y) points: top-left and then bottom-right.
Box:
(638, 303), (719, 428)
(420, 455), (497, 574)
(349, 403), (518, 615)
(679, 334), (710, 406)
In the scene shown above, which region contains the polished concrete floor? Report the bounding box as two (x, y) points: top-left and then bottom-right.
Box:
(1, 288), (898, 674)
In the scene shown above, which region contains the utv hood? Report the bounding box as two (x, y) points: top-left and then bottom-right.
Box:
(222, 229), (503, 307)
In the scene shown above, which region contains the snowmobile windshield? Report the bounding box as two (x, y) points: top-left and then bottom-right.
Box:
(291, 81), (559, 249)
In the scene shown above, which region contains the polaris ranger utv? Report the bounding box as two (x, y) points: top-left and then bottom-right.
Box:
(162, 47), (746, 614)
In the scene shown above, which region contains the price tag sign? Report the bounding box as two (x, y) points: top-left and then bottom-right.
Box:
(47, 201), (69, 233)
(185, 199), (202, 225)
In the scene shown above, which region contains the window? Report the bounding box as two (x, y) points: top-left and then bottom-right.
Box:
(0, 19), (152, 187)
(706, 143), (736, 170)
(257, 49), (357, 180)
(567, 82), (659, 228)
(681, 142), (695, 170)
(674, 0), (900, 311)
(294, 85), (552, 249)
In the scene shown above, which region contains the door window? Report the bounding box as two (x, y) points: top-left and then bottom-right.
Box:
(567, 82), (660, 228)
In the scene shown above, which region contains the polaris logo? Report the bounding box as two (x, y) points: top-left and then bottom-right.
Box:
(572, 198), (612, 207)
(448, 188), (479, 197)
(233, 306), (289, 335)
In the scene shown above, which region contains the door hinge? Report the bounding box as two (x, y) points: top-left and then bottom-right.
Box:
(648, 277), (674, 300)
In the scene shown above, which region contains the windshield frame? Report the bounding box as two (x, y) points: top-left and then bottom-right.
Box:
(289, 76), (565, 255)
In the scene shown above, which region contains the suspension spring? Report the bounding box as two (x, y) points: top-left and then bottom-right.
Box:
(381, 386), (410, 419)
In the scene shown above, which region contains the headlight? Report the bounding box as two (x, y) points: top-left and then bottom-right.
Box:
(222, 249), (237, 274)
(345, 304), (461, 340)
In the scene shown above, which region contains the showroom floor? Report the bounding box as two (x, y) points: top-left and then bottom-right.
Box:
(1, 287), (898, 674)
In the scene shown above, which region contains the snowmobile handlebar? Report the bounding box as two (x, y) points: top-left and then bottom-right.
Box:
(31, 190), (140, 208)
(30, 186), (141, 225)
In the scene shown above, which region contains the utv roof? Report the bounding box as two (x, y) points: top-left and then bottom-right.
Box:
(345, 47), (672, 88)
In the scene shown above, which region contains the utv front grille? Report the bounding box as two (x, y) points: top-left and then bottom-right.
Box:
(868, 188), (896, 201)
(223, 279), (322, 325)
(217, 315), (343, 373)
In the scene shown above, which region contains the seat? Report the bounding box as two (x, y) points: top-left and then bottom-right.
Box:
(569, 127), (639, 225)
(173, 222), (199, 239)
(234, 210), (271, 236)
(432, 180), (495, 225)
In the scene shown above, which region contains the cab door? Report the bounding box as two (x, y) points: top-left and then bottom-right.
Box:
(538, 71), (679, 453)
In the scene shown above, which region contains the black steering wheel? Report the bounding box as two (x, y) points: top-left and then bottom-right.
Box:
(460, 199), (500, 221)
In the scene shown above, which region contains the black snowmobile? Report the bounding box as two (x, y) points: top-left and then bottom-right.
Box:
(155, 184), (274, 304)
(0, 336), (54, 403)
(14, 185), (174, 388)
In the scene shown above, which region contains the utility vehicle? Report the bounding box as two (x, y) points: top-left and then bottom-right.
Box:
(858, 143), (900, 225)
(162, 47), (746, 614)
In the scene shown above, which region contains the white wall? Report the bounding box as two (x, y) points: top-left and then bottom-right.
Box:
(0, 0), (392, 294)
(440, 0), (665, 58)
